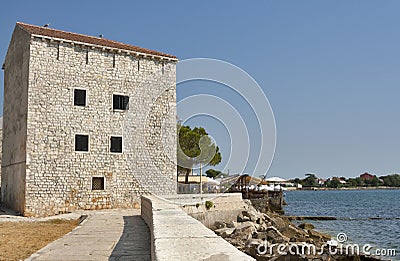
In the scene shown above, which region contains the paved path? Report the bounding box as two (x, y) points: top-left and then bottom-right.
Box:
(28, 209), (151, 261)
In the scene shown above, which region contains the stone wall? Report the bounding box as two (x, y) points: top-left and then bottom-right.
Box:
(164, 193), (249, 228)
(0, 125), (2, 193)
(1, 26), (30, 214)
(3, 27), (177, 216)
(141, 195), (255, 260)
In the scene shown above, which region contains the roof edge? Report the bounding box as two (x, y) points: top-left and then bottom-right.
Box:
(16, 22), (177, 60)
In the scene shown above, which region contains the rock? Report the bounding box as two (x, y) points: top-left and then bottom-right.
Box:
(213, 220), (226, 230)
(226, 220), (237, 228)
(254, 231), (269, 241)
(209, 199), (345, 261)
(242, 210), (263, 223)
(232, 221), (256, 241)
(282, 224), (309, 242)
(308, 229), (331, 241)
(234, 221), (256, 234)
(215, 227), (235, 238)
(245, 238), (264, 248)
(254, 227), (289, 243)
(263, 213), (273, 221)
(264, 214), (289, 232)
(298, 222), (315, 230)
(258, 222), (269, 232)
(237, 213), (251, 222)
(266, 226), (290, 243)
(244, 238), (277, 261)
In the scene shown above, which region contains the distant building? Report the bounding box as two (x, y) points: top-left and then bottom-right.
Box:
(317, 178), (327, 186)
(1, 22), (178, 216)
(360, 173), (375, 180)
(331, 177), (346, 184)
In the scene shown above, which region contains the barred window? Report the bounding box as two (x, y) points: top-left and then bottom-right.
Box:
(92, 177), (104, 190)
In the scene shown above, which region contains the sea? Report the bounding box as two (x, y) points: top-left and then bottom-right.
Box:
(284, 189), (400, 260)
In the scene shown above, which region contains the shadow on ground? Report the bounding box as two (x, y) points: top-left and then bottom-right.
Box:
(109, 215), (151, 261)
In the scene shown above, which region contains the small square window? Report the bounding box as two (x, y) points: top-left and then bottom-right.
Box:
(110, 136), (123, 153)
(74, 89), (86, 106)
(113, 94), (129, 110)
(92, 177), (104, 190)
(75, 134), (89, 152)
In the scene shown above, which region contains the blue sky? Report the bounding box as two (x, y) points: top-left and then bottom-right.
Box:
(1, 1), (400, 179)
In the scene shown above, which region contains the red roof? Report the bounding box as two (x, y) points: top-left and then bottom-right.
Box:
(16, 22), (176, 59)
(360, 173), (375, 180)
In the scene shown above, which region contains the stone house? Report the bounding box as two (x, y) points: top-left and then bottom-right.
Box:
(1, 22), (178, 216)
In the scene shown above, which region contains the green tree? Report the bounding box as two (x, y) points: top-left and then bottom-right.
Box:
(291, 178), (301, 184)
(370, 176), (380, 187)
(303, 173), (317, 186)
(327, 179), (340, 188)
(347, 178), (358, 187)
(205, 169), (222, 178)
(355, 177), (364, 187)
(177, 124), (222, 183)
(380, 174), (400, 187)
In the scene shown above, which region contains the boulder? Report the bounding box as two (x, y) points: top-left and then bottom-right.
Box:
(281, 224), (309, 242)
(242, 210), (264, 223)
(237, 213), (251, 222)
(308, 229), (331, 241)
(234, 221), (256, 234)
(253, 231), (269, 241)
(265, 226), (290, 243)
(213, 220), (226, 230)
(233, 221), (256, 241)
(265, 214), (289, 232)
(258, 222), (269, 232)
(298, 222), (315, 230)
(245, 238), (264, 248)
(215, 227), (235, 238)
(254, 227), (289, 243)
(226, 220), (237, 228)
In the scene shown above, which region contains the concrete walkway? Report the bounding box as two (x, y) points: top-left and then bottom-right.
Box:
(28, 209), (151, 261)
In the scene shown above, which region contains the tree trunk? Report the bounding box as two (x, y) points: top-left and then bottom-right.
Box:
(185, 168), (191, 184)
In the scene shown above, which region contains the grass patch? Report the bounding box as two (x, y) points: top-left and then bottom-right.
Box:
(0, 219), (80, 260)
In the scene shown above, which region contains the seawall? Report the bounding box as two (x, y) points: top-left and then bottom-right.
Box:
(141, 194), (254, 261)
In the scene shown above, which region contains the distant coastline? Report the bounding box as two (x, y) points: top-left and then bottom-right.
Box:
(294, 186), (400, 191)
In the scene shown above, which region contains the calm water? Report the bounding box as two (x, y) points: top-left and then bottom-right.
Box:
(284, 189), (400, 259)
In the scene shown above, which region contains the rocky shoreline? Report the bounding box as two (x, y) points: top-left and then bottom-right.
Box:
(299, 186), (400, 191)
(210, 200), (383, 261)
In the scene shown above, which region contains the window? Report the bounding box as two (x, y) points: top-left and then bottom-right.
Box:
(110, 136), (123, 153)
(113, 94), (129, 110)
(92, 177), (105, 190)
(74, 89), (86, 106)
(75, 134), (89, 152)
(86, 50), (89, 64)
